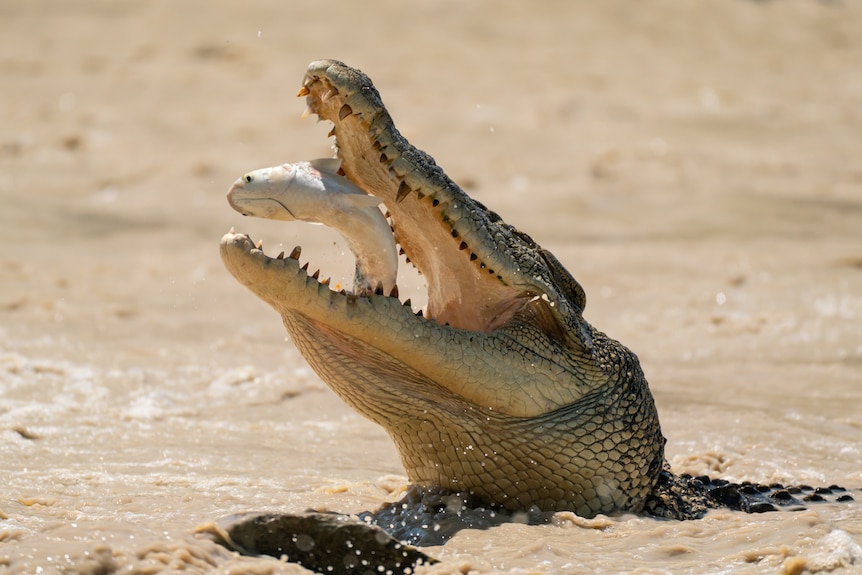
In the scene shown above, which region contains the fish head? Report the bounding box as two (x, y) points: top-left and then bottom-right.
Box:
(227, 165), (301, 221)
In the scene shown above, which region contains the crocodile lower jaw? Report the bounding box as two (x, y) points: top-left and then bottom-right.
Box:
(220, 230), (423, 326)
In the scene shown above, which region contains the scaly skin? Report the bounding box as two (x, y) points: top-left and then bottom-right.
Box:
(221, 59), (666, 517)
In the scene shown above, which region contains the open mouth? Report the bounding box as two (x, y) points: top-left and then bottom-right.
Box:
(221, 60), (564, 336)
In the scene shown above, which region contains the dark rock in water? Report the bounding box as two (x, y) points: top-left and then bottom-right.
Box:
(209, 512), (436, 575)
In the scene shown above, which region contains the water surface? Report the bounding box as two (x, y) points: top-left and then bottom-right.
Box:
(2, 1), (861, 573)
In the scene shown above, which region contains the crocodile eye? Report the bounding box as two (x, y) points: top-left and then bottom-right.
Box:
(244, 174), (253, 183)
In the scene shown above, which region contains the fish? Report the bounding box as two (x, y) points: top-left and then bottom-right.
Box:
(227, 158), (397, 295)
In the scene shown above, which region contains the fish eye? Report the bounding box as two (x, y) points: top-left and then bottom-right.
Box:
(244, 174), (254, 183)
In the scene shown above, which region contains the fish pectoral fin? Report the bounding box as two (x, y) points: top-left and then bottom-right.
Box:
(308, 157), (343, 176)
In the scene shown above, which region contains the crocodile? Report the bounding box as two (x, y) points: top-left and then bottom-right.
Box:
(218, 61), (854, 556)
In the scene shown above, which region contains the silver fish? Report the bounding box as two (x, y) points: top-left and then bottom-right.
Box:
(228, 158), (397, 295)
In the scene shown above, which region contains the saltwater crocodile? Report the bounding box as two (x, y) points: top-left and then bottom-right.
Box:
(217, 61), (853, 567)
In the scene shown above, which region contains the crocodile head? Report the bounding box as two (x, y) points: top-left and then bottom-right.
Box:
(221, 60), (666, 517)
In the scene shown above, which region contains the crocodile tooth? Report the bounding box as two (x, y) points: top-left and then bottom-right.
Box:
(301, 262), (309, 271)
(459, 242), (468, 251)
(312, 269), (320, 280)
(301, 105), (313, 119)
(398, 247), (405, 256)
(289, 246), (302, 260)
(296, 85), (310, 97)
(321, 277), (331, 286)
(339, 104), (353, 120)
(403, 298), (412, 307)
(388, 285), (399, 298)
(328, 126), (336, 138)
(395, 180), (412, 203)
(321, 88), (337, 102)
(374, 282), (385, 296)
(255, 239), (263, 250)
(416, 309), (423, 317)
(276, 251), (285, 260)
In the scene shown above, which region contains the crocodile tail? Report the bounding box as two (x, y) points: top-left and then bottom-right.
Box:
(643, 464), (857, 519)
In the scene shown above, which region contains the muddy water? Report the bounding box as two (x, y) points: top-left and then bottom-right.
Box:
(2, 1), (861, 573)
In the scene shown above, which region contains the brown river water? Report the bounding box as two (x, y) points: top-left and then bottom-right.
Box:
(2, 1), (861, 573)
